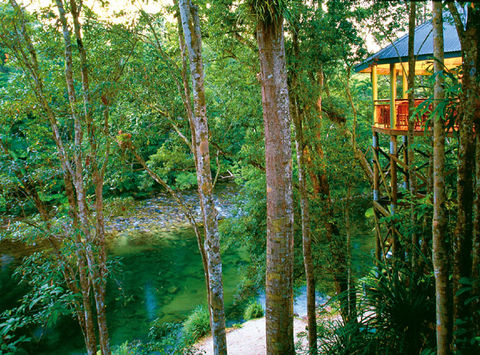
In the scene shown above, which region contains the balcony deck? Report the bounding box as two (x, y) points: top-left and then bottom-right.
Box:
(373, 99), (430, 136)
(373, 98), (458, 136)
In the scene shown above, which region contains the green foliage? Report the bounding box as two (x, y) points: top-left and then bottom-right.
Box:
(247, 0), (290, 24)
(0, 315), (31, 355)
(243, 301), (264, 320)
(182, 305), (211, 343)
(104, 196), (136, 219)
(111, 320), (196, 355)
(0, 249), (78, 354)
(112, 341), (138, 355)
(364, 268), (435, 353)
(318, 265), (436, 354)
(149, 320), (181, 341)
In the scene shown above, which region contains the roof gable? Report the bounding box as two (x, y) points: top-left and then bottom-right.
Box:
(355, 13), (461, 73)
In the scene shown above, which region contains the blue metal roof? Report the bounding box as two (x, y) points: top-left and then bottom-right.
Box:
(355, 13), (462, 73)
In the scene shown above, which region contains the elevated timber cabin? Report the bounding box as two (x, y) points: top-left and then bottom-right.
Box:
(354, 14), (461, 262)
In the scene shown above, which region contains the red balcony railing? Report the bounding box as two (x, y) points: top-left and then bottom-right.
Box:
(374, 99), (430, 131)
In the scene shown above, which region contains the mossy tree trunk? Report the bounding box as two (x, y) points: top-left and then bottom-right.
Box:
(447, 4), (480, 352)
(407, 0), (418, 268)
(178, 1), (227, 354)
(255, 8), (295, 355)
(432, 3), (452, 354)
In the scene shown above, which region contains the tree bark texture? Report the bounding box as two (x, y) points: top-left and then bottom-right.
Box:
(448, 6), (480, 352)
(307, 71), (349, 324)
(175, 6), (213, 315)
(55, 2), (111, 354)
(289, 29), (317, 354)
(256, 14), (295, 355)
(474, 131), (480, 340)
(407, 0), (418, 267)
(432, 4), (452, 354)
(4, 1), (113, 353)
(57, 2), (111, 353)
(179, 2), (227, 354)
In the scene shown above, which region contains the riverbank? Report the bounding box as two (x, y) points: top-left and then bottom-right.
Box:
(105, 184), (237, 234)
(194, 317), (308, 354)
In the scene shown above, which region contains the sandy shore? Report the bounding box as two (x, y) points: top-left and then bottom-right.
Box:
(194, 317), (308, 355)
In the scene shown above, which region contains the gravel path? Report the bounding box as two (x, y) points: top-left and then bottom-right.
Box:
(194, 317), (308, 355)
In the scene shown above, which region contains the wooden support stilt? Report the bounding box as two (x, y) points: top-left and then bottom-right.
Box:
(390, 63), (397, 129)
(390, 135), (400, 258)
(403, 136), (409, 190)
(372, 65), (378, 125)
(373, 132), (381, 264)
(390, 135), (398, 212)
(373, 132), (379, 202)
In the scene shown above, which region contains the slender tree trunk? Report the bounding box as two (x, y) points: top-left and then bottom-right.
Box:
(453, 63), (475, 355)
(432, 4), (452, 354)
(407, 1), (418, 268)
(55, 2), (111, 353)
(255, 10), (294, 355)
(0, 139), (96, 355)
(70, 2), (111, 352)
(296, 126), (317, 354)
(344, 187), (356, 324)
(4, 2), (118, 353)
(473, 130), (480, 341)
(175, 6), (213, 315)
(447, 5), (480, 352)
(308, 71), (349, 324)
(289, 29), (317, 354)
(307, 145), (348, 323)
(178, 2), (227, 354)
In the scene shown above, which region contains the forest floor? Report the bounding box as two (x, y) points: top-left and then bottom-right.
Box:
(193, 317), (308, 354)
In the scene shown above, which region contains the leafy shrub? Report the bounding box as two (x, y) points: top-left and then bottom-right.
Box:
(317, 265), (436, 354)
(112, 341), (138, 355)
(243, 301), (263, 320)
(183, 306), (210, 343)
(364, 267), (435, 354)
(148, 320), (182, 341)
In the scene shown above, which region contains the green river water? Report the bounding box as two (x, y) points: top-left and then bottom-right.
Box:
(0, 227), (248, 354)
(0, 204), (375, 354)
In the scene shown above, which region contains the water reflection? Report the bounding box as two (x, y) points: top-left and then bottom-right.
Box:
(144, 281), (158, 321)
(257, 286), (328, 318)
(0, 253), (14, 272)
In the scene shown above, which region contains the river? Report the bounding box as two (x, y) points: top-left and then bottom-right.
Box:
(0, 186), (374, 354)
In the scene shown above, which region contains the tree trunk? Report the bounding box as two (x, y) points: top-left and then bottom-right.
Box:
(407, 0), (418, 268)
(174, 4), (212, 311)
(308, 71), (349, 324)
(70, 2), (110, 352)
(474, 130), (480, 340)
(178, 2), (227, 354)
(55, 1), (111, 353)
(255, 10), (295, 355)
(432, 4), (452, 354)
(344, 188), (356, 324)
(447, 4), (480, 352)
(289, 29), (317, 355)
(472, 131), (480, 335)
(4, 2), (116, 353)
